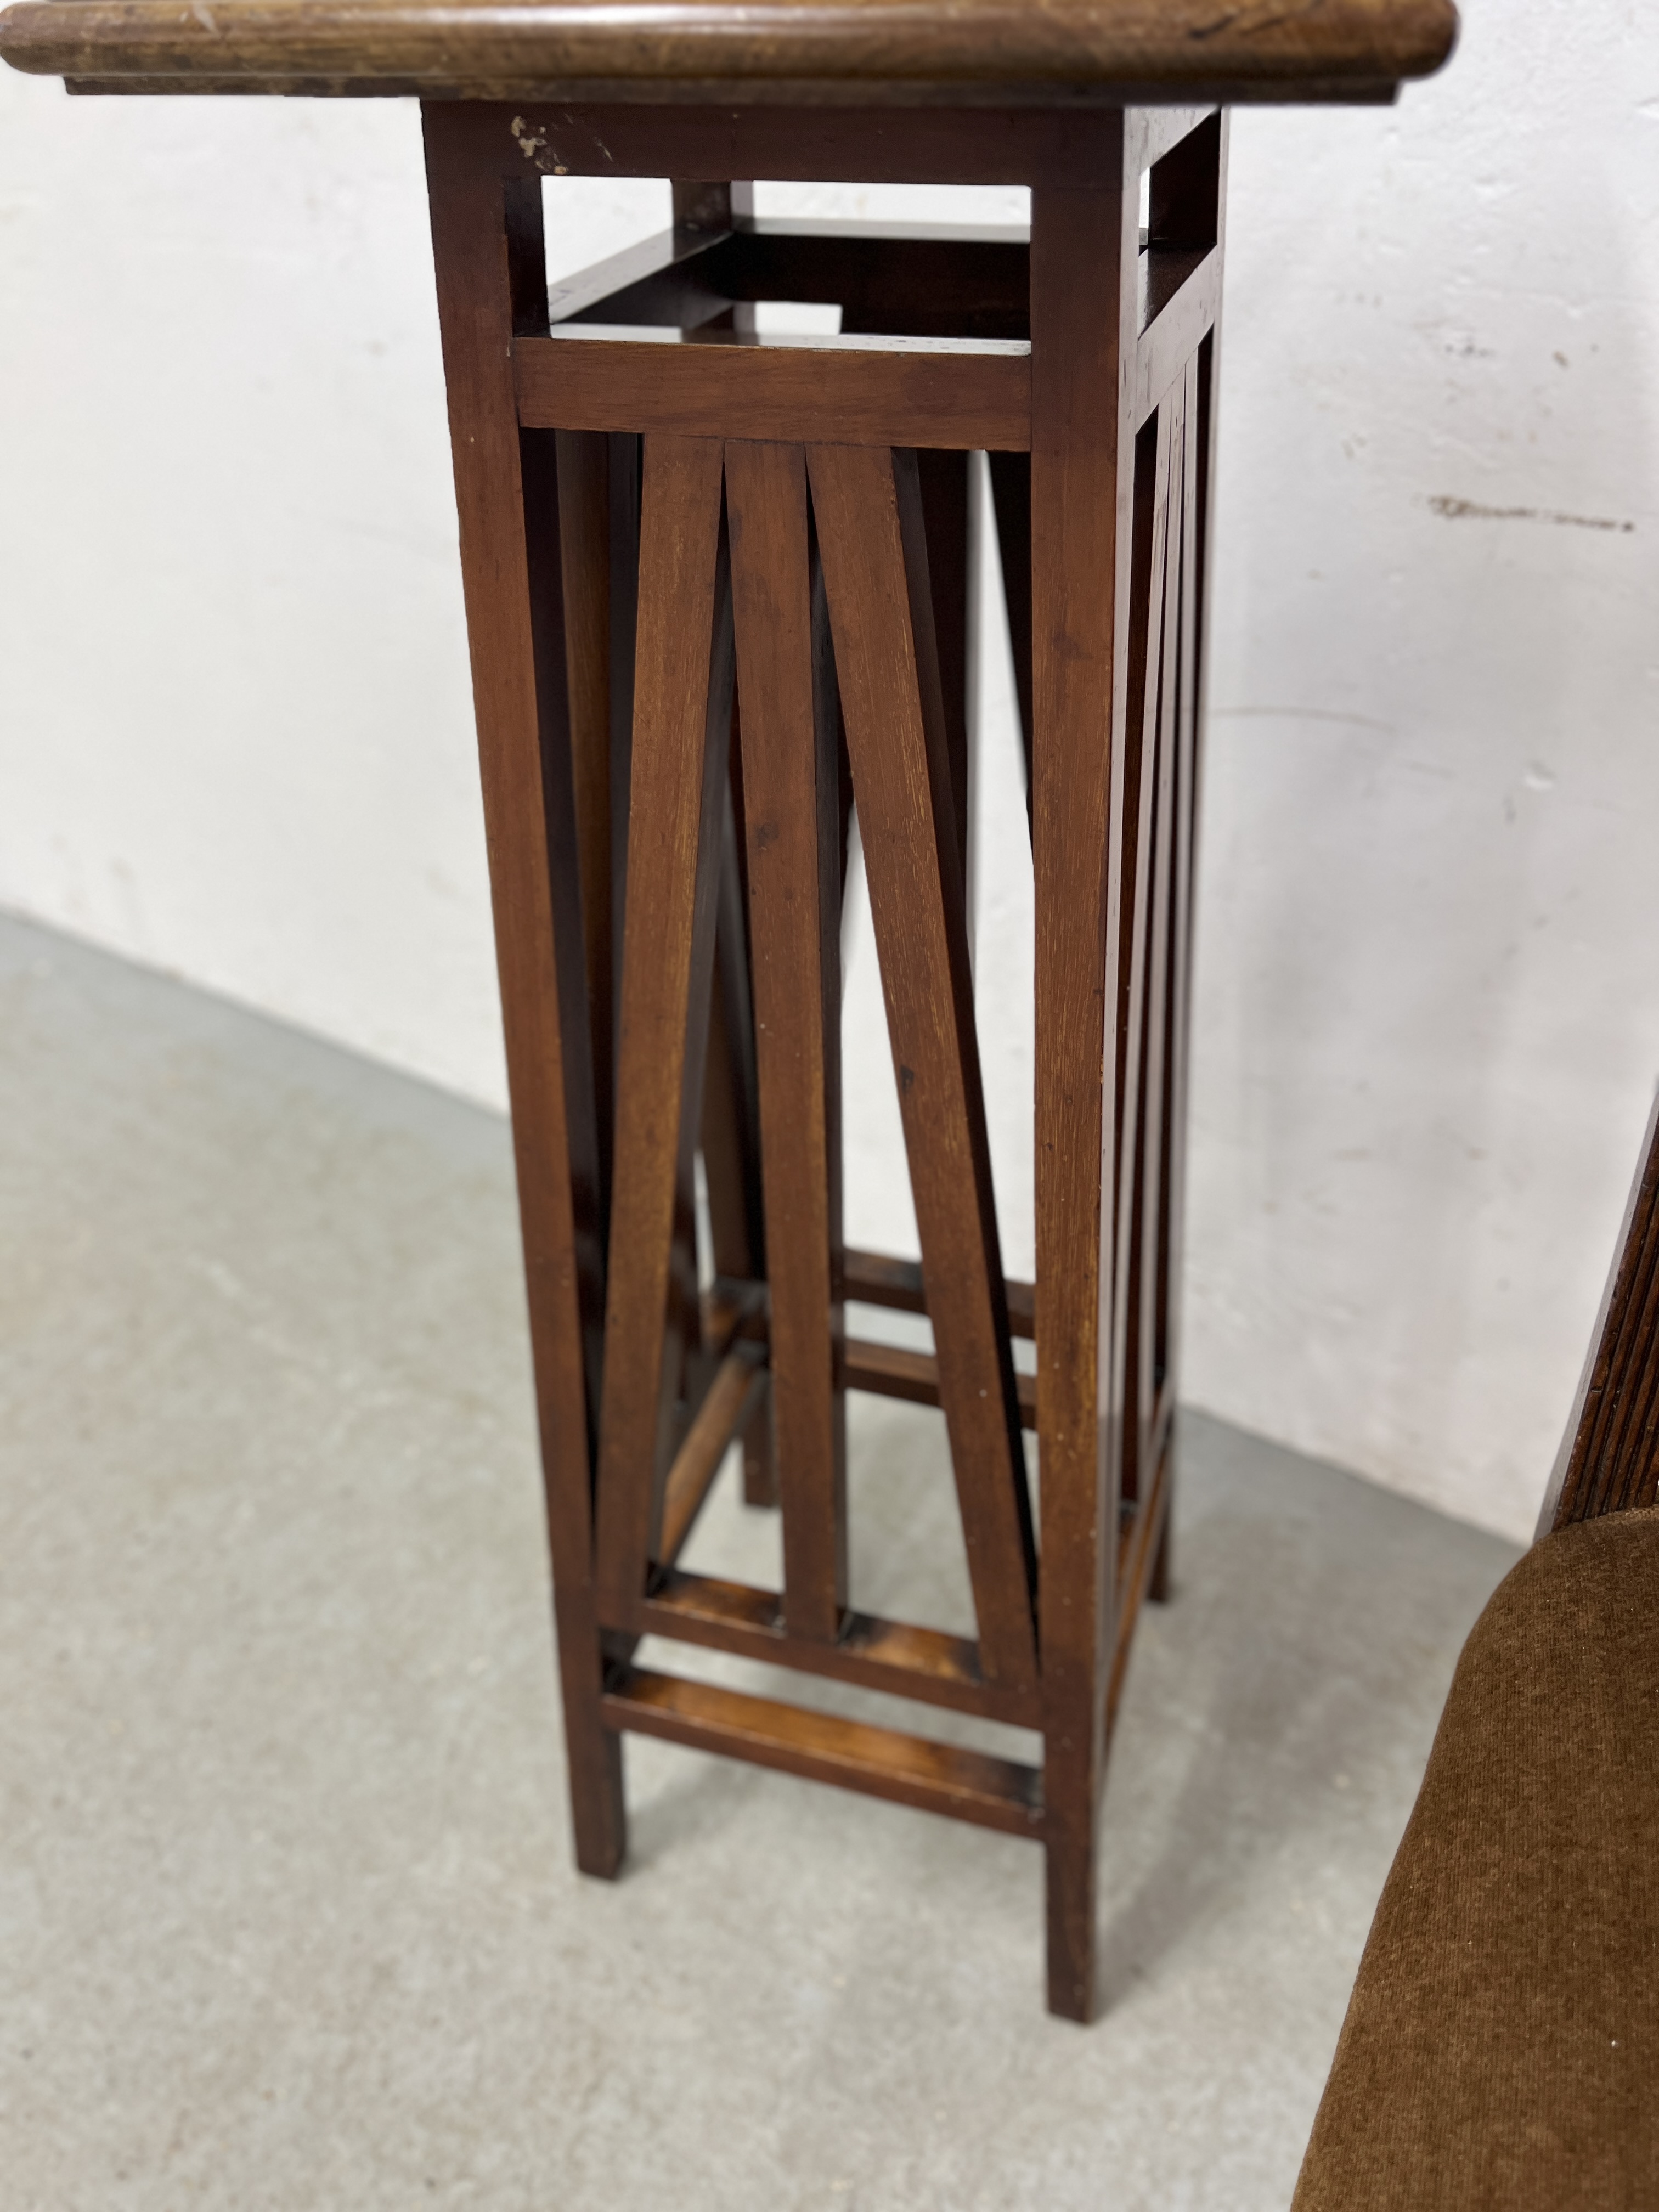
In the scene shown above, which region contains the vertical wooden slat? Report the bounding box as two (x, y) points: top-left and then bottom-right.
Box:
(1150, 352), (1206, 1603)
(809, 438), (1037, 1691)
(421, 112), (624, 1875)
(1149, 109), (1228, 1598)
(598, 426), (724, 1477)
(607, 431), (641, 1033)
(700, 744), (767, 1302)
(520, 427), (610, 1441)
(1131, 383), (1185, 1520)
(594, 433), (734, 1625)
(987, 449), (1035, 828)
(701, 771), (771, 1526)
(554, 428), (617, 1218)
(1029, 136), (1137, 2023)
(916, 446), (973, 890)
(1114, 403), (1175, 1526)
(699, 793), (781, 1508)
(727, 437), (848, 1640)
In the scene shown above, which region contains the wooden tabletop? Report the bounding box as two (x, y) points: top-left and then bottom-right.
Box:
(0, 0), (1457, 104)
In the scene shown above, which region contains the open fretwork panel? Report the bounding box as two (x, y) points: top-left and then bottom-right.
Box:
(422, 99), (1223, 2018)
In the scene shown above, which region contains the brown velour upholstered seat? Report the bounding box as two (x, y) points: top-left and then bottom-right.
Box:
(1293, 1509), (1659, 2210)
(1294, 1105), (1659, 2211)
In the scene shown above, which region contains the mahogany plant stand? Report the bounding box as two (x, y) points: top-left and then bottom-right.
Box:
(425, 101), (1218, 2024)
(0, 0), (1459, 2023)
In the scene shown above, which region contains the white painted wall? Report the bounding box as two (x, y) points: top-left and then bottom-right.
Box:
(1189, 3), (1659, 1539)
(2, 0), (1656, 1542)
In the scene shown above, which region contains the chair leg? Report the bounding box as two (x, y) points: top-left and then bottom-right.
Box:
(1043, 1818), (1101, 2024)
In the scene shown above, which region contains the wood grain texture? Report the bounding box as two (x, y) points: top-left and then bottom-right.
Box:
(1147, 105), (1221, 250)
(916, 447), (972, 887)
(592, 432), (732, 1628)
(3, 0), (1460, 97)
(604, 431), (641, 1070)
(987, 449), (1034, 823)
(548, 223), (724, 328)
(603, 1668), (1045, 1837)
(515, 334), (1030, 452)
(561, 222), (1029, 345)
(656, 1341), (769, 1564)
(844, 1335), (1037, 1430)
(810, 438), (1037, 1691)
(698, 721), (767, 1357)
(1110, 401), (1170, 1521)
(703, 223), (1029, 340)
(728, 437), (848, 1640)
(1153, 115), (1226, 1598)
(641, 1569), (1042, 1724)
(1134, 248), (1220, 427)
(422, 112), (624, 1875)
(1149, 341), (1211, 1605)
(844, 1245), (1036, 1339)
(699, 792), (765, 1302)
(693, 782), (779, 1511)
(518, 428), (610, 1447)
(1118, 388), (1181, 1521)
(698, 622), (771, 1519)
(1029, 166), (1137, 2023)
(424, 103), (1186, 189)
(553, 427), (617, 1217)
(1127, 103), (1218, 175)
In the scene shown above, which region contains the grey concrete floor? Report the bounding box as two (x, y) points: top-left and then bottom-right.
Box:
(0, 909), (1520, 2211)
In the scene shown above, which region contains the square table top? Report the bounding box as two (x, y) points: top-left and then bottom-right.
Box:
(0, 0), (1457, 105)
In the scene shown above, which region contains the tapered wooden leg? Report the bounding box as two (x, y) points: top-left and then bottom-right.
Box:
(1030, 163), (1138, 2021)
(423, 115), (623, 1875)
